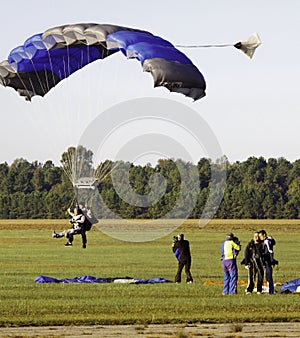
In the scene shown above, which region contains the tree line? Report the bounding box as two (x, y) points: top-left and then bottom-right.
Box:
(0, 154), (299, 219)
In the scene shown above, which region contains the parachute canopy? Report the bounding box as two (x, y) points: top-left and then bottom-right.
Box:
(0, 23), (206, 101)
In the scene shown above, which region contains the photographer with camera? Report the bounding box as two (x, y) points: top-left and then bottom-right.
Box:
(172, 233), (193, 284)
(258, 229), (278, 294)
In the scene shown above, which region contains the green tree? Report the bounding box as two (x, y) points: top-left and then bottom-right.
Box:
(43, 160), (62, 191)
(0, 162), (9, 194)
(8, 158), (34, 194)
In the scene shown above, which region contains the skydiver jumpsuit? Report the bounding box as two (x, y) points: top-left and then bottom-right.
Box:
(220, 239), (241, 294)
(244, 239), (264, 293)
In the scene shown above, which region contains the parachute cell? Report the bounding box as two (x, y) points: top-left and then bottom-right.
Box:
(0, 24), (206, 101)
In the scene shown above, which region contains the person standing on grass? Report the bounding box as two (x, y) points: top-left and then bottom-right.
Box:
(258, 229), (278, 294)
(172, 233), (193, 283)
(220, 232), (241, 295)
(243, 232), (264, 294)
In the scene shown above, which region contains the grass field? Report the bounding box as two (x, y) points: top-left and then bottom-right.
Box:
(1, 219), (300, 327)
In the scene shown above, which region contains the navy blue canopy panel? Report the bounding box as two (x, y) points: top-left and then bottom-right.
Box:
(34, 275), (172, 284)
(0, 23), (206, 101)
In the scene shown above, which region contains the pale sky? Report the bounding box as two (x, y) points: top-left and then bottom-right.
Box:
(0, 0), (299, 165)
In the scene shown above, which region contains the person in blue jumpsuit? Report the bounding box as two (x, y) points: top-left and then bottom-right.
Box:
(220, 233), (241, 295)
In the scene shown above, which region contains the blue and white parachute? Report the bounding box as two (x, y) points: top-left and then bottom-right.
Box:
(0, 23), (206, 101)
(281, 278), (300, 293)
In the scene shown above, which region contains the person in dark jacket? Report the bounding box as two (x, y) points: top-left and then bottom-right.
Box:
(258, 229), (278, 294)
(172, 233), (193, 283)
(244, 232), (264, 294)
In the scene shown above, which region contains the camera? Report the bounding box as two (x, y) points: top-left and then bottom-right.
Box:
(233, 236), (240, 245)
(173, 236), (178, 243)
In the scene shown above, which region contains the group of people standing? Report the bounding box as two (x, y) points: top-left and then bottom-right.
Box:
(220, 230), (278, 295)
(171, 230), (278, 296)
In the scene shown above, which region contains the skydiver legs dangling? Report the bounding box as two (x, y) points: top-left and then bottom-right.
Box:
(52, 228), (81, 247)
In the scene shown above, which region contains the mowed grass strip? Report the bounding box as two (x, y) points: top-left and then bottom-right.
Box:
(0, 219), (300, 326)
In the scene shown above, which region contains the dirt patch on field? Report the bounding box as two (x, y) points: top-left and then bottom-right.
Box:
(1, 322), (300, 337)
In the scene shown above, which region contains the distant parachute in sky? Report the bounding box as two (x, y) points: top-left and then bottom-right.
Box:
(0, 23), (207, 101)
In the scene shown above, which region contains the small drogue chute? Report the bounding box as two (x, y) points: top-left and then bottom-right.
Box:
(176, 32), (262, 59)
(233, 33), (262, 59)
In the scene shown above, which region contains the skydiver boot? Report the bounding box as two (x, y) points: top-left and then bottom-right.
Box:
(65, 235), (73, 247)
(52, 230), (64, 238)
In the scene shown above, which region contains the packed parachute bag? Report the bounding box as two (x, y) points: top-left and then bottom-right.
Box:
(84, 213), (98, 232)
(78, 202), (98, 231)
(83, 216), (93, 232)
